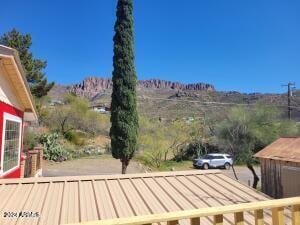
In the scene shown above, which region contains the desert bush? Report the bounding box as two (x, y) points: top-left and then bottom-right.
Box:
(84, 111), (110, 135)
(137, 118), (170, 167)
(35, 96), (51, 125)
(39, 133), (70, 162)
(174, 141), (220, 161)
(137, 149), (164, 168)
(23, 129), (39, 150)
(45, 94), (111, 138)
(64, 130), (85, 146)
(104, 143), (112, 154)
(169, 119), (212, 161)
(216, 104), (299, 188)
(216, 104), (299, 163)
(137, 117), (212, 167)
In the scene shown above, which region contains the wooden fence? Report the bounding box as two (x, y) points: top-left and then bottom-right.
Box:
(68, 197), (300, 225)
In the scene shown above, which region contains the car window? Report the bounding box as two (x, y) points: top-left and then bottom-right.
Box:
(214, 156), (225, 159)
(203, 155), (213, 159)
(226, 155), (233, 159)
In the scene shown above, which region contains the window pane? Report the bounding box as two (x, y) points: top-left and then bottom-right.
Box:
(3, 120), (20, 172)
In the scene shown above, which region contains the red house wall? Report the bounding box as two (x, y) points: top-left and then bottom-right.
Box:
(0, 100), (24, 179)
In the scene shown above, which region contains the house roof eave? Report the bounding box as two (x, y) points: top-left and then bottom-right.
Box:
(0, 45), (38, 121)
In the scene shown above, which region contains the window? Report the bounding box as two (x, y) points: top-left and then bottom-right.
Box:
(203, 155), (213, 160)
(1, 113), (22, 174)
(214, 156), (225, 159)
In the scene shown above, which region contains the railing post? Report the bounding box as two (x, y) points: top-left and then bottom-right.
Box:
(20, 153), (27, 178)
(214, 214), (223, 225)
(190, 217), (200, 225)
(254, 209), (264, 225)
(234, 212), (244, 225)
(34, 145), (43, 170)
(272, 207), (284, 225)
(28, 149), (38, 177)
(292, 204), (300, 225)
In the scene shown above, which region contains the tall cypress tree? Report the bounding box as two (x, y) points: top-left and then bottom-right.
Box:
(110, 0), (139, 174)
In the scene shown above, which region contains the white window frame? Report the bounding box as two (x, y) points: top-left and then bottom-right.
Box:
(0, 112), (22, 176)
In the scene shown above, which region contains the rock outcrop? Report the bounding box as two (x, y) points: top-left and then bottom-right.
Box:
(70, 77), (215, 99)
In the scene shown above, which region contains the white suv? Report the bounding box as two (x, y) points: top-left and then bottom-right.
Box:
(193, 153), (233, 170)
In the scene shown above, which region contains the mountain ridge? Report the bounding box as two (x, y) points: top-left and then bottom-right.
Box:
(68, 77), (215, 99)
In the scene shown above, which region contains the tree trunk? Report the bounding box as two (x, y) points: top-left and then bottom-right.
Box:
(231, 153), (238, 180)
(121, 160), (129, 174)
(231, 164), (239, 180)
(164, 150), (168, 161)
(247, 163), (259, 189)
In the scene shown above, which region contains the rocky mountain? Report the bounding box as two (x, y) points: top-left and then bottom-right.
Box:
(68, 77), (215, 99)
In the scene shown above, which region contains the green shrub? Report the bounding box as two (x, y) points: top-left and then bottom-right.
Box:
(104, 143), (112, 154)
(39, 133), (70, 162)
(135, 148), (165, 168)
(45, 95), (111, 137)
(173, 141), (220, 161)
(23, 129), (39, 150)
(64, 130), (85, 146)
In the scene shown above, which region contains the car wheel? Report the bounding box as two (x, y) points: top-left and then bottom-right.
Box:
(224, 163), (231, 170)
(202, 163), (209, 170)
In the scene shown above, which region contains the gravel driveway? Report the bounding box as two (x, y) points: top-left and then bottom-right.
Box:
(223, 165), (261, 187)
(43, 156), (261, 188)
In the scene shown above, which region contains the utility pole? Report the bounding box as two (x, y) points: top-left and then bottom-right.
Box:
(282, 82), (296, 120)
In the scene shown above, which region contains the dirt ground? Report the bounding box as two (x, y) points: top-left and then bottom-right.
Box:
(43, 156), (261, 187)
(43, 155), (146, 177)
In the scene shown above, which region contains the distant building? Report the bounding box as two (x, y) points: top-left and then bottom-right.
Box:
(0, 45), (38, 179)
(49, 99), (63, 106)
(90, 104), (111, 114)
(94, 107), (106, 113)
(255, 137), (300, 198)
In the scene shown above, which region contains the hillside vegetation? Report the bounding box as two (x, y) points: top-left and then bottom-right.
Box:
(49, 78), (300, 121)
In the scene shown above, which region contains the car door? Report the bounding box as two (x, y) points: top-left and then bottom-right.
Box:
(211, 156), (225, 167)
(217, 156), (226, 167)
(209, 156), (219, 167)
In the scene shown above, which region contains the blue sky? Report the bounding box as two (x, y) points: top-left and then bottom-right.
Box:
(1, 0), (300, 93)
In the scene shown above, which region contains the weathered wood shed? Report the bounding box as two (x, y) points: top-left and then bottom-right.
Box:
(255, 137), (300, 198)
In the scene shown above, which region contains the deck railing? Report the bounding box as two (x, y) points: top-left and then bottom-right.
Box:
(36, 147), (41, 170)
(69, 197), (300, 225)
